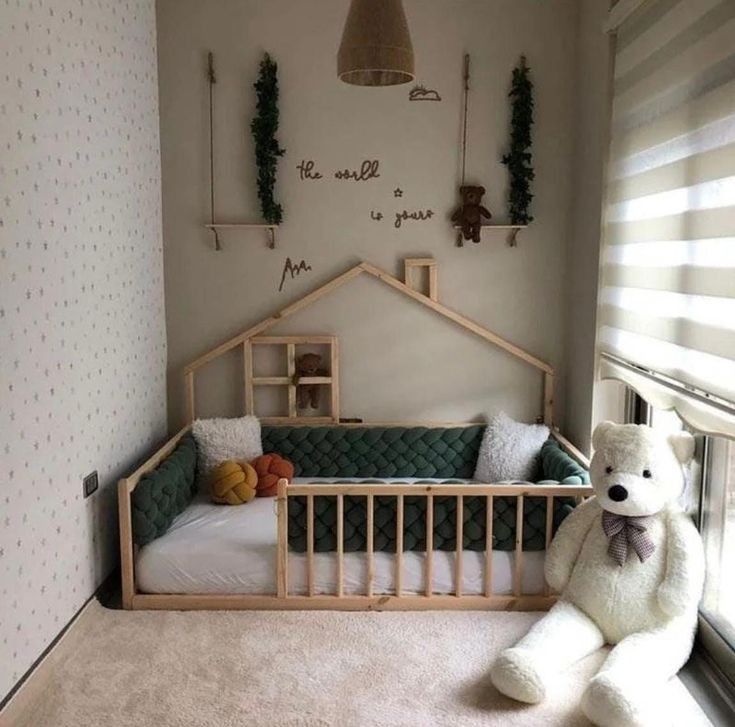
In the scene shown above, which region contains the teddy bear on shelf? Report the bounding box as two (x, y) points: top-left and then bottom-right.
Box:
(450, 185), (492, 243)
(293, 352), (327, 410)
(491, 421), (704, 727)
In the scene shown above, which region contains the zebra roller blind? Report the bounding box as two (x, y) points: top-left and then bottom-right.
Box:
(598, 0), (735, 437)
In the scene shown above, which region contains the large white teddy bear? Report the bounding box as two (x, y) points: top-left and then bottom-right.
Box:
(491, 422), (705, 726)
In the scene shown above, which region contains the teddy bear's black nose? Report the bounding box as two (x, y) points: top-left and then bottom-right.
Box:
(608, 485), (628, 502)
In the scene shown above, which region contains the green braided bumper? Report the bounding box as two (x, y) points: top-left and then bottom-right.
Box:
(260, 426), (589, 553)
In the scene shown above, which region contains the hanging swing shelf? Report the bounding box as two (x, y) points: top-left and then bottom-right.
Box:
(453, 224), (528, 247)
(205, 52), (282, 253)
(205, 223), (278, 251)
(453, 54), (534, 250)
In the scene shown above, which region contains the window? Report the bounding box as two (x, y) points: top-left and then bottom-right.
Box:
(627, 390), (735, 684)
(597, 0), (735, 441)
(592, 379), (628, 426)
(701, 437), (735, 650)
(629, 396), (701, 517)
(598, 0), (735, 695)
(648, 407), (685, 437)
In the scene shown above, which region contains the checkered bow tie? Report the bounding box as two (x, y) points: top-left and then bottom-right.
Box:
(601, 511), (656, 567)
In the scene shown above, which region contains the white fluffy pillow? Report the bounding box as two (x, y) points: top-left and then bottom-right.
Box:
(473, 412), (549, 483)
(192, 416), (263, 481)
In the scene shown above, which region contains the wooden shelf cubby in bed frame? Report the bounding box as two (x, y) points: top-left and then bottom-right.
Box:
(244, 335), (339, 424)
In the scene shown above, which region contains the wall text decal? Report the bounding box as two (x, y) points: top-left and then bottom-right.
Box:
(296, 160), (323, 180)
(296, 159), (380, 182)
(278, 257), (312, 292)
(333, 159), (380, 181)
(295, 160), (433, 231)
(394, 209), (434, 229)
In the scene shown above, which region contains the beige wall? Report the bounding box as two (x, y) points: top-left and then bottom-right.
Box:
(157, 0), (583, 430)
(562, 0), (613, 453)
(0, 0), (166, 701)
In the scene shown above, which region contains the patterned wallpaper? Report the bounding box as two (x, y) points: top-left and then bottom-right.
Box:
(0, 0), (166, 701)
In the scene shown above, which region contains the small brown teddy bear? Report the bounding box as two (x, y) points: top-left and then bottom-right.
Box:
(451, 185), (492, 243)
(293, 353), (327, 409)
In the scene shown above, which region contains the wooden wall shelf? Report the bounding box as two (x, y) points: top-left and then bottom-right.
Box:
(453, 224), (528, 247)
(205, 223), (278, 251)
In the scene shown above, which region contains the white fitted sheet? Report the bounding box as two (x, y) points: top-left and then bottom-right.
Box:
(136, 479), (546, 596)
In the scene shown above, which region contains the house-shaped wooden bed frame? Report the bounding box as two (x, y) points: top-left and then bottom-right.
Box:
(118, 258), (591, 611)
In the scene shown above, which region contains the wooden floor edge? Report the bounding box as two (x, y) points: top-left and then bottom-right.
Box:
(0, 597), (99, 727)
(131, 593), (556, 611)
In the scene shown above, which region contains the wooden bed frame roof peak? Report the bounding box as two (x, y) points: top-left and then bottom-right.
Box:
(183, 259), (555, 425)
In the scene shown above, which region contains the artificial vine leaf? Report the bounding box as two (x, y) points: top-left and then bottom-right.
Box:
(501, 56), (534, 226)
(251, 53), (285, 225)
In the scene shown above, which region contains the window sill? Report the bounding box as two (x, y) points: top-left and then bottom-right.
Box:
(680, 642), (735, 726)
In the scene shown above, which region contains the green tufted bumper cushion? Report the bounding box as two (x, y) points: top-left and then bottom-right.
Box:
(261, 425), (485, 478)
(129, 427), (588, 552)
(539, 439), (590, 485)
(132, 434), (198, 546)
(277, 429), (589, 554)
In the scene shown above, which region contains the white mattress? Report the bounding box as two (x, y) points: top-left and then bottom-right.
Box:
(136, 478), (546, 596)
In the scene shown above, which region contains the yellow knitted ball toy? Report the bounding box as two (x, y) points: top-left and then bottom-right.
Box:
(209, 460), (257, 505)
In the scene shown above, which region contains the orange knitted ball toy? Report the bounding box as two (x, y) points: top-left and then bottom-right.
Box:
(251, 453), (294, 497)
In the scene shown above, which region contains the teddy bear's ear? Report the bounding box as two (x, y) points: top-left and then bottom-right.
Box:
(667, 431), (695, 465)
(478, 186), (486, 195)
(592, 421), (615, 451)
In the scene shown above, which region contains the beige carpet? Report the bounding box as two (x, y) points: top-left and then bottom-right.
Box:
(14, 602), (710, 727)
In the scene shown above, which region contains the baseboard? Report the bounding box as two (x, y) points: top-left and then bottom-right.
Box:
(0, 569), (119, 726)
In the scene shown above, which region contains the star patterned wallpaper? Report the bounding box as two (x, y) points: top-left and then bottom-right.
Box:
(0, 0), (166, 700)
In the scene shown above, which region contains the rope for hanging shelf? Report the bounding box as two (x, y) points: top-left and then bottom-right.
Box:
(460, 53), (470, 186)
(207, 51), (221, 251)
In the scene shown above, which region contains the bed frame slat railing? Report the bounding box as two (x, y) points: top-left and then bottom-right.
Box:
(484, 495), (494, 598)
(544, 495), (554, 597)
(269, 480), (592, 609)
(244, 341), (254, 416)
(425, 495), (434, 597)
(337, 494), (344, 598)
(395, 495), (404, 597)
(277, 481), (289, 598)
(367, 493), (375, 597)
(513, 495), (525, 597)
(306, 494), (315, 597)
(455, 494), (464, 598)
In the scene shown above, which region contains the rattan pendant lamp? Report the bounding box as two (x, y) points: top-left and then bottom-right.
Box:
(338, 0), (415, 86)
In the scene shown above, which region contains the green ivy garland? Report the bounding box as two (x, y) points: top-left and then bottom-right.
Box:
(501, 56), (534, 226)
(251, 53), (285, 225)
